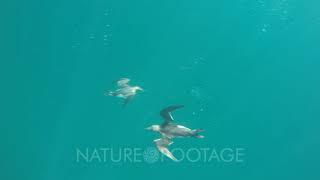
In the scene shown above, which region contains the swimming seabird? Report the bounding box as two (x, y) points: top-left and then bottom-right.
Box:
(106, 78), (143, 107)
(145, 105), (204, 161)
(146, 105), (204, 139)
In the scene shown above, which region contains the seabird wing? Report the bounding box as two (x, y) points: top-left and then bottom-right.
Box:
(117, 78), (130, 88)
(122, 95), (134, 108)
(154, 138), (177, 161)
(160, 105), (184, 124)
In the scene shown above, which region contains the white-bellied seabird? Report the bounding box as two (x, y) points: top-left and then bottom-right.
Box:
(106, 78), (143, 107)
(145, 105), (204, 161)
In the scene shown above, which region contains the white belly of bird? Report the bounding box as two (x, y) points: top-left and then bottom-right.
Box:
(164, 125), (192, 138)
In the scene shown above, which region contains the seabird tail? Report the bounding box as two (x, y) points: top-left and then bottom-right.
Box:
(192, 129), (205, 139)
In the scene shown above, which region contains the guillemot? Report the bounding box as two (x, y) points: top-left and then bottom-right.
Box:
(145, 105), (204, 161)
(106, 78), (143, 107)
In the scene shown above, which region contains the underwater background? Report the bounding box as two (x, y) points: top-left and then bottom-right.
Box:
(1, 0), (320, 179)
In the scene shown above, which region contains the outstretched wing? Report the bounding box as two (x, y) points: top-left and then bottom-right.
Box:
(154, 138), (177, 161)
(160, 105), (184, 124)
(122, 95), (134, 108)
(117, 78), (130, 88)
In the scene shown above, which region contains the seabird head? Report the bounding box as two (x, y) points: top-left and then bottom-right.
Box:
(145, 125), (160, 132)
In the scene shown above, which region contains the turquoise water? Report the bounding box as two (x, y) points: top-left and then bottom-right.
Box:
(2, 0), (320, 179)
